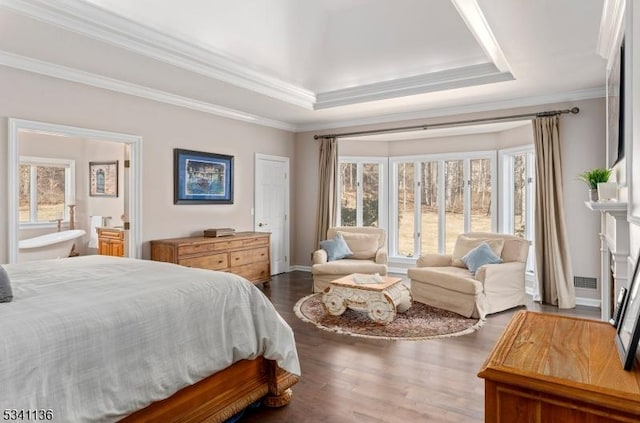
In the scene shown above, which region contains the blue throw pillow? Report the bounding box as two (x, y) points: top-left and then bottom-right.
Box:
(461, 242), (503, 275)
(320, 233), (353, 262)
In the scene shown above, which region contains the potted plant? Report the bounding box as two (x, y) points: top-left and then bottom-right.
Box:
(578, 168), (613, 201)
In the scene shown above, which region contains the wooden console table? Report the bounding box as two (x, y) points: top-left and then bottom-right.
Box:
(150, 232), (270, 285)
(478, 311), (640, 422)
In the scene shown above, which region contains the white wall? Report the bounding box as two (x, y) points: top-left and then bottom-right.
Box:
(0, 66), (295, 261)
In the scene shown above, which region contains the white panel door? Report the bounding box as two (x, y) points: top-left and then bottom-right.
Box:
(255, 154), (289, 275)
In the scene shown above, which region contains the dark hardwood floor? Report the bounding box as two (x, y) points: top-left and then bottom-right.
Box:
(240, 271), (600, 423)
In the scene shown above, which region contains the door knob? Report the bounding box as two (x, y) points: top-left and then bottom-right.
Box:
(258, 222), (266, 227)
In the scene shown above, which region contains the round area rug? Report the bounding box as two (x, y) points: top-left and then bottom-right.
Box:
(294, 293), (484, 341)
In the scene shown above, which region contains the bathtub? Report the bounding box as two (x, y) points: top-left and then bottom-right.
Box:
(18, 229), (86, 262)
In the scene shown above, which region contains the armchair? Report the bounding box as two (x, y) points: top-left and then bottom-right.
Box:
(311, 227), (388, 293)
(407, 232), (529, 319)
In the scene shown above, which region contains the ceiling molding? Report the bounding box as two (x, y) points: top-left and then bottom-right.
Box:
(596, 0), (626, 64)
(297, 87), (605, 133)
(0, 0), (317, 109)
(0, 0), (517, 111)
(450, 0), (511, 73)
(0, 49), (296, 131)
(314, 64), (513, 109)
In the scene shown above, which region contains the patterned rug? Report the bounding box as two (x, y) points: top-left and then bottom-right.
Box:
(294, 293), (484, 341)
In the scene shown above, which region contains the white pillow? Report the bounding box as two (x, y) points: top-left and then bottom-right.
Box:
(338, 231), (379, 259)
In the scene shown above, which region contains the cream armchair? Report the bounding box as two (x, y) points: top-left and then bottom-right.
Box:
(407, 232), (529, 319)
(312, 227), (388, 293)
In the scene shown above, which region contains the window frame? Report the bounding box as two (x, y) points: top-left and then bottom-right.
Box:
(499, 145), (535, 274)
(389, 151), (497, 260)
(19, 156), (76, 228)
(337, 156), (387, 230)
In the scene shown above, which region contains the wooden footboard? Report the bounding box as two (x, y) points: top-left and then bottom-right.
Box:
(121, 357), (298, 423)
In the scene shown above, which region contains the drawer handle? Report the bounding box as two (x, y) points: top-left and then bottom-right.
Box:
(235, 257), (240, 261)
(218, 260), (224, 264)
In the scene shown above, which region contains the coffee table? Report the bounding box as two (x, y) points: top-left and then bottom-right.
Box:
(322, 273), (412, 325)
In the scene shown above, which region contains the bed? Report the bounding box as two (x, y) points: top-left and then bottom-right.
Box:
(0, 256), (300, 422)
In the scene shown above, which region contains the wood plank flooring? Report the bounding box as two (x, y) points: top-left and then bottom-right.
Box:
(240, 271), (600, 423)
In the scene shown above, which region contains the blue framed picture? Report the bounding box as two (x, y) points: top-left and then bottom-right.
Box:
(174, 149), (234, 204)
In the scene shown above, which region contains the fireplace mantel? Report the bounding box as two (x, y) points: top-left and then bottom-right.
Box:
(585, 201), (629, 321)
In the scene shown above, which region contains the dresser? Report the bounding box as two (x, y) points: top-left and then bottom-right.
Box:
(150, 232), (270, 285)
(478, 311), (640, 422)
(96, 227), (125, 257)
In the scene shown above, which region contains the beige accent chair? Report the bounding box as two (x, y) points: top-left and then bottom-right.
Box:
(407, 232), (529, 319)
(312, 227), (388, 293)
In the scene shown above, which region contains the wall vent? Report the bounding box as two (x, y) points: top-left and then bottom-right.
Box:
(574, 276), (597, 290)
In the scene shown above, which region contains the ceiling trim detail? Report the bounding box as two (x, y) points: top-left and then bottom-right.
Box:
(597, 0), (626, 65)
(0, 0), (317, 109)
(0, 0), (515, 111)
(315, 63), (513, 109)
(450, 0), (511, 73)
(300, 87), (605, 133)
(0, 47), (603, 135)
(0, 50), (296, 131)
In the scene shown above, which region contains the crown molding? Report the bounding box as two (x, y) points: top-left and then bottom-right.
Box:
(0, 0), (317, 109)
(597, 0), (626, 64)
(450, 0), (511, 73)
(297, 87), (605, 132)
(314, 64), (513, 109)
(0, 0), (517, 112)
(0, 50), (296, 131)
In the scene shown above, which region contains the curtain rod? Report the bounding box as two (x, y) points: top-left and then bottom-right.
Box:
(313, 107), (580, 140)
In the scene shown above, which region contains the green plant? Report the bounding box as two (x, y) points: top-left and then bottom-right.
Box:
(578, 168), (612, 189)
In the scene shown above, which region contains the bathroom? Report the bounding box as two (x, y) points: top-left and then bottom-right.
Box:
(17, 130), (126, 261)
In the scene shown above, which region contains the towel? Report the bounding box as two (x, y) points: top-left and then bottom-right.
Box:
(89, 215), (102, 249)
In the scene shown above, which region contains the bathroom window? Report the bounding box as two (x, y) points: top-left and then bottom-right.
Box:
(19, 157), (76, 226)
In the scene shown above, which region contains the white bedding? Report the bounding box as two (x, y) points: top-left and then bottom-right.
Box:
(0, 256), (300, 422)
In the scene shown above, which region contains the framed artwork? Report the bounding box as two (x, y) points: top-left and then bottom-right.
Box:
(174, 149), (234, 204)
(615, 251), (640, 370)
(89, 161), (118, 197)
(606, 38), (624, 168)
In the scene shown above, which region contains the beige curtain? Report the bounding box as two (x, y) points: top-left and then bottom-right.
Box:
(533, 115), (575, 308)
(314, 137), (338, 248)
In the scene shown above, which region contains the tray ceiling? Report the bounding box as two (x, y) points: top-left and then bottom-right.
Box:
(0, 0), (607, 131)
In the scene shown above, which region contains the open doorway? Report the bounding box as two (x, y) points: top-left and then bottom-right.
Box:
(7, 119), (142, 263)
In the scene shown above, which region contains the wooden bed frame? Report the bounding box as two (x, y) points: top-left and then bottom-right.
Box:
(121, 357), (299, 422)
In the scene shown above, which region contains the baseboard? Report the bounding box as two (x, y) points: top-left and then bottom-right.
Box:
(289, 265), (311, 272)
(575, 297), (601, 308)
(526, 286), (600, 308)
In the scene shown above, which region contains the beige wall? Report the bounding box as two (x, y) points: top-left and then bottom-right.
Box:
(0, 66), (295, 261)
(294, 98), (606, 302)
(0, 62), (610, 305)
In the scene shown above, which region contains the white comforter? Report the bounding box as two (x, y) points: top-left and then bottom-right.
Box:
(0, 256), (300, 422)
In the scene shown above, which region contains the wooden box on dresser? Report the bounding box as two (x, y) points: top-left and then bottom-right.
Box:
(478, 310), (640, 423)
(150, 231), (271, 285)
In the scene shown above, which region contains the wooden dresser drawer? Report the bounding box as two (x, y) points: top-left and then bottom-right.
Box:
(150, 232), (270, 285)
(230, 247), (269, 266)
(180, 253), (228, 271)
(242, 236), (269, 247)
(178, 242), (217, 256)
(230, 262), (269, 283)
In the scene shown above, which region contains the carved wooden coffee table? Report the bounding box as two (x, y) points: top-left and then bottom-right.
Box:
(322, 273), (412, 325)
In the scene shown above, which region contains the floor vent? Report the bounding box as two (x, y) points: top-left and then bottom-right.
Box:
(574, 276), (597, 290)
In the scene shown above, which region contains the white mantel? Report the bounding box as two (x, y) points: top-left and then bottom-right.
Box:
(585, 201), (630, 320)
